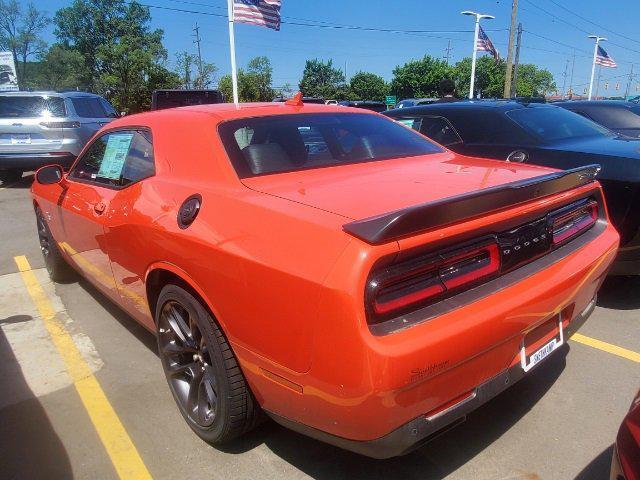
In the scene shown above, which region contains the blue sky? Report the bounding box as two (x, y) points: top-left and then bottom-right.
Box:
(34, 0), (640, 95)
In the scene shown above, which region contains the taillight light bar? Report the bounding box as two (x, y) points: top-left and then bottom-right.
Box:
(366, 197), (600, 325)
(551, 200), (598, 246)
(369, 241), (501, 321)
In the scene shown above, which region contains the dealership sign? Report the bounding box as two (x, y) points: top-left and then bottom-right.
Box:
(0, 52), (18, 91)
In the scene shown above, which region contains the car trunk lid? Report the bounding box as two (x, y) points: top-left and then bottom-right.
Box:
(242, 153), (560, 222)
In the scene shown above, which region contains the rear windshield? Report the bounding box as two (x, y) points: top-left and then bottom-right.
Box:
(507, 106), (613, 142)
(219, 113), (443, 177)
(0, 96), (66, 118)
(71, 97), (118, 118)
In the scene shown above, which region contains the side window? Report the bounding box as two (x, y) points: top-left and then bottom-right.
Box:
(71, 97), (109, 118)
(418, 116), (462, 146)
(69, 130), (155, 188)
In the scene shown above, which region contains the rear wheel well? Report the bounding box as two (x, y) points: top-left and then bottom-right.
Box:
(146, 269), (201, 322)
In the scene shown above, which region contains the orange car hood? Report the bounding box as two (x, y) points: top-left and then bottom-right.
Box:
(241, 152), (556, 220)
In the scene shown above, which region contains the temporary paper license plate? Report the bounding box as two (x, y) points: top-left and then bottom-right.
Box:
(520, 317), (564, 372)
(11, 134), (31, 144)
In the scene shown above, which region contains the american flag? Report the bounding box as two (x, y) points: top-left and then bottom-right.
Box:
(476, 25), (499, 60)
(595, 46), (617, 68)
(233, 0), (282, 31)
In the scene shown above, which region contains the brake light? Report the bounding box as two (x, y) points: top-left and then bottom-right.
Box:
(368, 241), (501, 322)
(40, 121), (80, 128)
(551, 201), (598, 246)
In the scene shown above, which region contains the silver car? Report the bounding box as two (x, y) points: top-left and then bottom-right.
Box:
(0, 91), (117, 183)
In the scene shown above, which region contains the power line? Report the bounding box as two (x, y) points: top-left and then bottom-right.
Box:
(544, 0), (640, 46)
(522, 0), (640, 57)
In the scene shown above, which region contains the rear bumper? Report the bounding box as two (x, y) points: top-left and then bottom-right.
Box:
(266, 297), (596, 459)
(0, 152), (76, 171)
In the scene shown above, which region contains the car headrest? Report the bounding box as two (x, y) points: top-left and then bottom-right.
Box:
(242, 143), (294, 175)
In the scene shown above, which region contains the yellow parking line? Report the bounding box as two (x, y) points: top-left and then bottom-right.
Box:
(571, 333), (640, 363)
(14, 255), (153, 480)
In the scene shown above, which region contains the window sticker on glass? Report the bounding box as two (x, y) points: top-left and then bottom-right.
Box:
(97, 133), (134, 180)
(396, 119), (416, 128)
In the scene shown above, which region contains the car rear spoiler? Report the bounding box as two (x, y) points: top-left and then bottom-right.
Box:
(343, 164), (601, 245)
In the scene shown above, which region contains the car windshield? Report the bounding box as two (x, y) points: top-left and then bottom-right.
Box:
(0, 96), (66, 118)
(506, 106), (614, 142)
(219, 112), (443, 177)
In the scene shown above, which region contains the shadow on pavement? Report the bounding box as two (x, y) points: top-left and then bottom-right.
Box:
(223, 346), (568, 480)
(0, 317), (73, 479)
(0, 173), (34, 189)
(77, 278), (158, 354)
(597, 275), (640, 310)
(574, 444), (613, 480)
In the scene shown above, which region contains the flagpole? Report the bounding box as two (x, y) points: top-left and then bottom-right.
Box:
(588, 35), (606, 101)
(469, 17), (480, 99)
(462, 11), (495, 100)
(227, 0), (239, 104)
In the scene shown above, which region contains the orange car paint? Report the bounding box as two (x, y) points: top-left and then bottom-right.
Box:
(31, 103), (619, 446)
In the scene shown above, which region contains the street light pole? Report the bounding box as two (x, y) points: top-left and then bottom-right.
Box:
(462, 11), (495, 99)
(588, 35), (606, 101)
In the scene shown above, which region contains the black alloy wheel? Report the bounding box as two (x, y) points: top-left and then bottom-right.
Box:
(155, 284), (259, 444)
(158, 300), (218, 428)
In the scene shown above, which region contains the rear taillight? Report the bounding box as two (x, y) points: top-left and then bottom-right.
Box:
(366, 197), (600, 325)
(368, 241), (500, 322)
(40, 121), (80, 128)
(551, 200), (598, 246)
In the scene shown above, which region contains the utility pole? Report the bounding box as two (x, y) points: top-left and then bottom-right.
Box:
(444, 40), (453, 65)
(625, 64), (635, 99)
(193, 23), (204, 89)
(561, 59), (569, 98)
(512, 23), (523, 97)
(503, 0), (519, 98)
(569, 50), (576, 98)
(344, 60), (348, 83)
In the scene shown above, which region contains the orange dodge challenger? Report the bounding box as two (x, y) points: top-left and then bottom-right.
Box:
(30, 98), (618, 458)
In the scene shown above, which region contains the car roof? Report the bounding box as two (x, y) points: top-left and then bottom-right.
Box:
(555, 100), (637, 109)
(105, 102), (375, 127)
(0, 90), (105, 98)
(386, 100), (554, 115)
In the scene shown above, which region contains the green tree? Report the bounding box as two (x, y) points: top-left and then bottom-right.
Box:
(513, 63), (556, 97)
(299, 58), (349, 99)
(54, 0), (179, 113)
(0, 0), (49, 87)
(30, 44), (87, 90)
(247, 56), (273, 101)
(54, 0), (159, 90)
(453, 56), (505, 98)
(175, 51), (195, 88)
(390, 56), (453, 99)
(218, 56), (274, 102)
(349, 72), (388, 101)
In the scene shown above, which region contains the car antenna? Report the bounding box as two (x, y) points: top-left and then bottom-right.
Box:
(285, 91), (304, 106)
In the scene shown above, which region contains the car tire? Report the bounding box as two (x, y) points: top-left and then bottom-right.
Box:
(35, 207), (74, 282)
(0, 169), (22, 184)
(156, 284), (260, 444)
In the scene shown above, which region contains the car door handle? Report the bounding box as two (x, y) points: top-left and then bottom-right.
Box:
(94, 202), (106, 214)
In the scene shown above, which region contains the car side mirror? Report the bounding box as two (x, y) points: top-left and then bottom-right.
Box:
(35, 165), (64, 185)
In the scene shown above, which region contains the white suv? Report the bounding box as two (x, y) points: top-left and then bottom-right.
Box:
(0, 91), (118, 183)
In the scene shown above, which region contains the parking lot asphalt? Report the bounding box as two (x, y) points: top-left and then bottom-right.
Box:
(1, 174), (639, 480)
